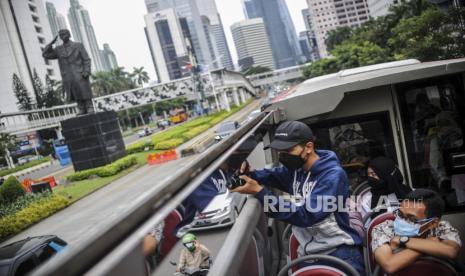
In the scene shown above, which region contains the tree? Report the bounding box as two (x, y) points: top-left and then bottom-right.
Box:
(92, 71), (115, 96)
(43, 75), (64, 107)
(325, 26), (353, 52)
(12, 73), (33, 111)
(131, 66), (150, 87)
(32, 68), (46, 108)
(389, 7), (465, 61)
(302, 58), (339, 79)
(242, 66), (272, 76)
(332, 41), (391, 69)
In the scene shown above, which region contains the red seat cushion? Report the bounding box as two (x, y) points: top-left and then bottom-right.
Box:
(159, 210), (182, 258)
(293, 266), (345, 276)
(289, 233), (300, 272)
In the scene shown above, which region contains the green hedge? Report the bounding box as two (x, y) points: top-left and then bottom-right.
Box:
(0, 192), (51, 217)
(182, 124), (211, 140)
(126, 141), (155, 154)
(67, 155), (137, 182)
(0, 156), (51, 177)
(154, 138), (185, 150)
(0, 176), (25, 203)
(0, 194), (69, 240)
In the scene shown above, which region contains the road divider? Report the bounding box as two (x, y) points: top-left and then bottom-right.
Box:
(147, 150), (178, 165)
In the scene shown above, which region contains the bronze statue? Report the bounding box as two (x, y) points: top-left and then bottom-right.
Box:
(42, 29), (94, 115)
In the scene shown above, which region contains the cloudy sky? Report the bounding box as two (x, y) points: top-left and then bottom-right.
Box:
(47, 0), (308, 81)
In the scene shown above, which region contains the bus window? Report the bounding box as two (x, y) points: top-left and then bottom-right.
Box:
(310, 112), (397, 191)
(397, 76), (465, 206)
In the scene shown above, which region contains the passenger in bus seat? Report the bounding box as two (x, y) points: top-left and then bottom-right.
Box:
(361, 157), (411, 221)
(231, 121), (365, 274)
(372, 189), (461, 274)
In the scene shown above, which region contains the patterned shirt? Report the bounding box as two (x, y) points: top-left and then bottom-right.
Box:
(371, 220), (462, 252)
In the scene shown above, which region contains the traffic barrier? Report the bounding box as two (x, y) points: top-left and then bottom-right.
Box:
(22, 176), (57, 193)
(147, 150), (178, 165)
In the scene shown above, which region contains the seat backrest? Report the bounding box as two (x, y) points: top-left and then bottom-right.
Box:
(159, 209), (183, 258)
(293, 266), (345, 276)
(289, 233), (300, 273)
(365, 212), (395, 272)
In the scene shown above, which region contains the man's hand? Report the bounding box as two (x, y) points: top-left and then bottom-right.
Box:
(81, 71), (90, 79)
(390, 236), (400, 250)
(231, 175), (263, 195)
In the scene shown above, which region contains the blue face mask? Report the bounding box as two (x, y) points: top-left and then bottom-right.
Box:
(393, 217), (432, 237)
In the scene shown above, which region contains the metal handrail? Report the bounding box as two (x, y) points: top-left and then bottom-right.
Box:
(32, 110), (276, 276)
(277, 254), (360, 276)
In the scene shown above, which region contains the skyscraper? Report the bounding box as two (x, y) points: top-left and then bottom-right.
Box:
(301, 8), (320, 61)
(144, 9), (190, 83)
(45, 2), (68, 37)
(242, 0), (302, 69)
(68, 0), (105, 72)
(306, 0), (369, 57)
(197, 0), (234, 70)
(100, 43), (119, 72)
(0, 0), (60, 112)
(299, 32), (312, 62)
(145, 0), (231, 70)
(231, 18), (275, 70)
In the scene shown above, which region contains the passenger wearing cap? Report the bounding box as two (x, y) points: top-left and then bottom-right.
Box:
(232, 121), (364, 274)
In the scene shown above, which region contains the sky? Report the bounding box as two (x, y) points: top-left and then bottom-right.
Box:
(47, 0), (308, 81)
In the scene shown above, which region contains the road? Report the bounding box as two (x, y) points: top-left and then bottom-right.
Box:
(3, 100), (261, 247)
(2, 156), (197, 247)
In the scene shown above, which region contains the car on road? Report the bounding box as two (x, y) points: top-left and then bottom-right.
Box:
(214, 121), (239, 142)
(137, 127), (152, 138)
(243, 110), (261, 124)
(17, 155), (43, 165)
(0, 235), (67, 276)
(178, 190), (247, 235)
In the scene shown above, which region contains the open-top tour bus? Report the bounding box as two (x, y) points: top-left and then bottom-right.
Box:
(32, 58), (465, 276)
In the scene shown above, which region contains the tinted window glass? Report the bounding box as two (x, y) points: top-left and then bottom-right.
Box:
(311, 112), (397, 191)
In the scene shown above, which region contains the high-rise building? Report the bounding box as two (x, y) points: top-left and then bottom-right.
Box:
(0, 0), (60, 112)
(197, 0), (234, 70)
(68, 0), (105, 72)
(45, 2), (68, 38)
(242, 0), (302, 69)
(299, 32), (312, 62)
(231, 18), (275, 71)
(100, 43), (119, 72)
(367, 0), (398, 17)
(301, 8), (320, 61)
(145, 0), (227, 71)
(144, 9), (190, 83)
(306, 0), (369, 57)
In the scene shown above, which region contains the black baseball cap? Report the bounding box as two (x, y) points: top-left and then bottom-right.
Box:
(265, 121), (314, 151)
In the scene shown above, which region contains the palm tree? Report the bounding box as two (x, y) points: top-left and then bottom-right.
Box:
(131, 66), (150, 87)
(92, 72), (115, 96)
(110, 67), (136, 91)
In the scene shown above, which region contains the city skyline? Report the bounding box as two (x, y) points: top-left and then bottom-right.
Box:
(46, 0), (308, 82)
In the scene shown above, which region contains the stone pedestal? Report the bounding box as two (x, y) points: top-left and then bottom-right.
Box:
(61, 111), (126, 171)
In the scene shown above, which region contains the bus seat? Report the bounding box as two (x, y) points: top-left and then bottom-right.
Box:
(364, 212), (395, 274)
(373, 256), (458, 276)
(278, 254), (360, 276)
(159, 209), (183, 259)
(392, 256), (458, 276)
(288, 233), (300, 272)
(352, 181), (370, 196)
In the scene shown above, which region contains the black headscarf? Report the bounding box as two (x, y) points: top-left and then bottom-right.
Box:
(368, 156), (411, 209)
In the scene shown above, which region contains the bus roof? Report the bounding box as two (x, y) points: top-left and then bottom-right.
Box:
(274, 58), (465, 121)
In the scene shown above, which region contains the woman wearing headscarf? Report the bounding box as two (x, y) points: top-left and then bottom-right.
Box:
(360, 156), (412, 222)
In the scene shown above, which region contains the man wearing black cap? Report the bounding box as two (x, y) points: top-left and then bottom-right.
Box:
(232, 121), (364, 273)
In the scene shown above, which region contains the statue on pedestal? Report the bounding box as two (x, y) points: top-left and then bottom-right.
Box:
(42, 29), (94, 115)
